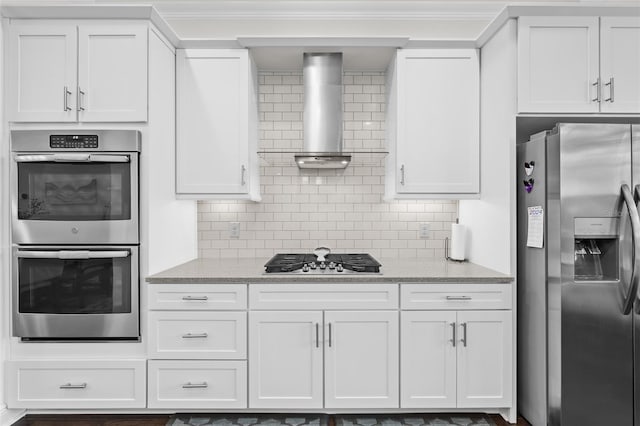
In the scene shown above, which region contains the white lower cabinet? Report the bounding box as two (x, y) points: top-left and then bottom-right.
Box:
(147, 360), (247, 409)
(6, 360), (146, 409)
(249, 309), (399, 409)
(401, 310), (512, 409)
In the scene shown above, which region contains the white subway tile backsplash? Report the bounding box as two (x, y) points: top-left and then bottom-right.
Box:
(197, 71), (459, 259)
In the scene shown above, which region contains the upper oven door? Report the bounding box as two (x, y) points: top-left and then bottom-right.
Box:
(11, 152), (139, 244)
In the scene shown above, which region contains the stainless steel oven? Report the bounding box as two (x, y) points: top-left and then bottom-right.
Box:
(11, 130), (140, 244)
(12, 245), (139, 340)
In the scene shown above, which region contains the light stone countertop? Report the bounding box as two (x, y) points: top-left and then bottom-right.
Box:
(146, 257), (512, 284)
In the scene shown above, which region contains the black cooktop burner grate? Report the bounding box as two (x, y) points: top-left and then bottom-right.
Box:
(265, 253), (381, 273)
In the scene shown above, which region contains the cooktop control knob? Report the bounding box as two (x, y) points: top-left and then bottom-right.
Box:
(302, 264), (310, 272)
(328, 261), (336, 270)
(319, 262), (326, 270)
(336, 264), (344, 272)
(309, 262), (317, 269)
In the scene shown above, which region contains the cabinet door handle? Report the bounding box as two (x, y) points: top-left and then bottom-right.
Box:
(182, 382), (208, 389)
(59, 382), (87, 389)
(77, 87), (85, 111)
(241, 165), (246, 186)
(328, 323), (332, 347)
(182, 333), (208, 339)
(63, 86), (72, 111)
(315, 323), (320, 348)
(400, 164), (405, 185)
(450, 322), (456, 347)
(605, 77), (615, 103)
(591, 78), (601, 103)
(182, 296), (208, 301)
(460, 322), (467, 347)
(446, 295), (472, 301)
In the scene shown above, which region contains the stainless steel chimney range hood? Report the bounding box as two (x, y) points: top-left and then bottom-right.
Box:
(295, 52), (351, 169)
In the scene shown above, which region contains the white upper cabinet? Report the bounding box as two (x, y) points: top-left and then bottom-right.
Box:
(77, 25), (148, 122)
(518, 16), (640, 113)
(8, 25), (78, 122)
(600, 17), (640, 113)
(386, 49), (480, 199)
(8, 23), (148, 122)
(176, 49), (260, 200)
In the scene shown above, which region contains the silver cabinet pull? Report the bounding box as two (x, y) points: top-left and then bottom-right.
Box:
(460, 322), (467, 347)
(60, 383), (87, 389)
(591, 78), (601, 103)
(605, 77), (615, 103)
(241, 165), (246, 186)
(400, 164), (405, 185)
(450, 322), (456, 347)
(63, 86), (72, 111)
(446, 295), (472, 301)
(315, 322), (320, 348)
(182, 382), (208, 389)
(77, 87), (85, 111)
(182, 296), (208, 301)
(328, 323), (332, 347)
(182, 333), (208, 339)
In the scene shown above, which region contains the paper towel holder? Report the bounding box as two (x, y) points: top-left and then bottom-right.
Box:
(444, 237), (466, 262)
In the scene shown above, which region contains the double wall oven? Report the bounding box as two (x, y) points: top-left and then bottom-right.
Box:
(10, 130), (141, 340)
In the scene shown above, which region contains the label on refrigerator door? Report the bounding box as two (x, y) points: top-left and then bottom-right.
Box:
(527, 206), (544, 248)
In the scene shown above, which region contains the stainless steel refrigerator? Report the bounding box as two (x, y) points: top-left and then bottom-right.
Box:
(517, 123), (640, 426)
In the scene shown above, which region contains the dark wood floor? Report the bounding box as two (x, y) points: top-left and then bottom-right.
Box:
(13, 414), (531, 426)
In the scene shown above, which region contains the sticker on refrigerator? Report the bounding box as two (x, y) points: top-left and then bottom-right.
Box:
(527, 206), (544, 248)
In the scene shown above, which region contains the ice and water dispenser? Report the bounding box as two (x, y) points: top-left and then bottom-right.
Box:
(574, 218), (619, 281)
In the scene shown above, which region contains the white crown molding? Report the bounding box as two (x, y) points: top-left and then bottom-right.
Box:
(151, 0), (506, 21)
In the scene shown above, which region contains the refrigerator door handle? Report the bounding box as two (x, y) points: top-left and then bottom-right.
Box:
(620, 184), (640, 315)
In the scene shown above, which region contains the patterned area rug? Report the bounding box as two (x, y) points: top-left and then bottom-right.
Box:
(335, 414), (496, 426)
(166, 414), (329, 426)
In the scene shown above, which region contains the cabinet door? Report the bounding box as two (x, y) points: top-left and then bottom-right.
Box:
(8, 25), (77, 122)
(77, 25), (148, 122)
(396, 49), (479, 194)
(324, 310), (399, 408)
(176, 49), (250, 195)
(248, 311), (323, 409)
(518, 16), (599, 113)
(400, 311), (457, 408)
(456, 310), (512, 408)
(600, 17), (640, 113)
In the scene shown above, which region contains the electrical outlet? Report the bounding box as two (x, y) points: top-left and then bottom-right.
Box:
(419, 223), (431, 239)
(229, 222), (240, 238)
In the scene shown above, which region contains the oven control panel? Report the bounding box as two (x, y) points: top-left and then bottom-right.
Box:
(50, 135), (99, 149)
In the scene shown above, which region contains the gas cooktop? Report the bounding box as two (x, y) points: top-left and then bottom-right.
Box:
(264, 253), (381, 274)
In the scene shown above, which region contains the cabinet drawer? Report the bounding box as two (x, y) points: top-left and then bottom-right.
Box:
(249, 283), (398, 310)
(401, 284), (512, 310)
(148, 360), (247, 409)
(6, 360), (146, 409)
(148, 311), (247, 359)
(148, 284), (247, 310)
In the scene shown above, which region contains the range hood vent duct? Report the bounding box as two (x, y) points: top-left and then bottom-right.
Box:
(295, 52), (351, 169)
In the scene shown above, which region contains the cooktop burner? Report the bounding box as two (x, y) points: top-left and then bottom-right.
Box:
(264, 253), (381, 274)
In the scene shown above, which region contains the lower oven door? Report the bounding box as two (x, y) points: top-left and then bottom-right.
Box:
(12, 245), (139, 340)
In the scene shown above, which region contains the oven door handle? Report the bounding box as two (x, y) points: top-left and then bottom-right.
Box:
(14, 154), (130, 163)
(16, 250), (130, 259)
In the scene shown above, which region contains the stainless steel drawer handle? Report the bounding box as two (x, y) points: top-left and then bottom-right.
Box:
(605, 77), (614, 103)
(182, 296), (209, 301)
(446, 295), (472, 301)
(241, 165), (246, 186)
(400, 164), (405, 185)
(60, 383), (87, 389)
(77, 87), (85, 111)
(328, 323), (332, 347)
(182, 333), (208, 339)
(182, 382), (208, 389)
(592, 78), (601, 103)
(63, 86), (72, 111)
(315, 322), (320, 348)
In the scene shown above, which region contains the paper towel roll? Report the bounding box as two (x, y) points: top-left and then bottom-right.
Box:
(450, 223), (467, 261)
